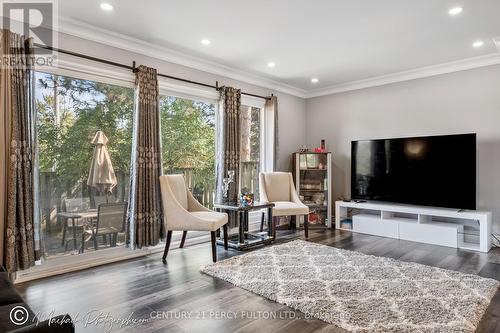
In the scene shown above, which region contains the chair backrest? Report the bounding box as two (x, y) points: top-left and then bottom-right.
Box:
(164, 175), (188, 209)
(64, 198), (90, 213)
(260, 172), (292, 202)
(96, 202), (127, 233)
(93, 195), (117, 208)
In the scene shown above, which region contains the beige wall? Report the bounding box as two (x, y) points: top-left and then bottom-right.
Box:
(57, 33), (307, 172)
(306, 64), (500, 231)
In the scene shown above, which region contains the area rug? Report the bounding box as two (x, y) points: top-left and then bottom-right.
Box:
(201, 240), (499, 333)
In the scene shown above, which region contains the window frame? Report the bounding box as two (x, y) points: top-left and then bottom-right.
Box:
(240, 96), (275, 173)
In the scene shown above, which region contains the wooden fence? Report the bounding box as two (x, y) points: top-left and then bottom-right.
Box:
(39, 162), (259, 233)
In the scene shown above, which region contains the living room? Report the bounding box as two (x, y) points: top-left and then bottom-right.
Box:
(1, 1), (499, 332)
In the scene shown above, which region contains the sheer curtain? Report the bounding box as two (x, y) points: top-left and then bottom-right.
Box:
(128, 65), (163, 249)
(262, 95), (278, 172)
(0, 29), (39, 272)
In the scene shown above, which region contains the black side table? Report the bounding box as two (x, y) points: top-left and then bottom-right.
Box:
(214, 202), (275, 250)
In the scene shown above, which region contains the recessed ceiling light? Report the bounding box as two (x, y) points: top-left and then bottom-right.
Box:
(473, 40), (484, 48)
(267, 62), (276, 68)
(311, 78), (319, 84)
(201, 39), (211, 45)
(100, 3), (113, 11)
(448, 7), (463, 16)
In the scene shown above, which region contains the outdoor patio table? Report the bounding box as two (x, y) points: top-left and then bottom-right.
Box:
(58, 210), (97, 252)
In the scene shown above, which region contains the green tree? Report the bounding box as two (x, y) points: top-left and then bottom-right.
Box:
(36, 72), (216, 207)
(160, 96), (216, 193)
(36, 73), (134, 198)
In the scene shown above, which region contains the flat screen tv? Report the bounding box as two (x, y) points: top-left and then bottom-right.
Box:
(351, 133), (476, 210)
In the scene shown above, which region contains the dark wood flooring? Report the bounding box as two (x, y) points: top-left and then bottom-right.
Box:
(15, 229), (500, 333)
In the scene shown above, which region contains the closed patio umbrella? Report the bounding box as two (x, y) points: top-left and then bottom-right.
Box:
(87, 131), (117, 203)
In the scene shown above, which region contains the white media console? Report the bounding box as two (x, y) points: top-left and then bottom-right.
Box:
(335, 201), (492, 252)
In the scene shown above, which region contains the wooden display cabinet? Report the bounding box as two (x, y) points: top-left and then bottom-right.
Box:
(292, 152), (332, 229)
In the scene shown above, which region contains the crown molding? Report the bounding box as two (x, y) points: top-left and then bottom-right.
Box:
(305, 52), (500, 98)
(57, 17), (307, 98)
(57, 17), (500, 100)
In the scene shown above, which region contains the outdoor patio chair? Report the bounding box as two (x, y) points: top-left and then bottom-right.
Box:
(81, 202), (127, 252)
(61, 197), (91, 248)
(93, 195), (118, 208)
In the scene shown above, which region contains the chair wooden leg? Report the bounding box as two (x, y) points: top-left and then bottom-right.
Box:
(162, 230), (172, 262)
(179, 231), (187, 248)
(223, 224), (228, 250)
(290, 216), (296, 230)
(304, 215), (309, 239)
(260, 212), (265, 232)
(211, 231), (217, 262)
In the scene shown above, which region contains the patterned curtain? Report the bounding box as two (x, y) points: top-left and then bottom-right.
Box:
(0, 29), (39, 272)
(128, 65), (163, 248)
(215, 87), (241, 203)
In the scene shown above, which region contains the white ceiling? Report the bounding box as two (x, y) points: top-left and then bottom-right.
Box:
(59, 0), (500, 95)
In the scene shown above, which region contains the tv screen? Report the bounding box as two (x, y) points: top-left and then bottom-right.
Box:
(351, 133), (476, 210)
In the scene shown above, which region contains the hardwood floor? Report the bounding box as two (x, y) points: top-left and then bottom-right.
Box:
(16, 229), (500, 333)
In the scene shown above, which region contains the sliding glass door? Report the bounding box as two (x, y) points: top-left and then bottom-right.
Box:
(35, 71), (133, 258)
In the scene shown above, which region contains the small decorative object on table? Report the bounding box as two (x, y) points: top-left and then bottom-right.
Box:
(239, 192), (254, 207)
(222, 170), (235, 201)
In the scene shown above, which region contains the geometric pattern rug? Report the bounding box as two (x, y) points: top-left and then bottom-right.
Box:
(201, 240), (499, 333)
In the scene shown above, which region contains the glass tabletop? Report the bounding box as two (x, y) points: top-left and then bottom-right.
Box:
(213, 201), (274, 211)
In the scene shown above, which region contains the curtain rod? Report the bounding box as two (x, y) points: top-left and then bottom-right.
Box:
(34, 44), (271, 100)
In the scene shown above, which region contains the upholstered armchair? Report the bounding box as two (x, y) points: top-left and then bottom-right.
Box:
(159, 175), (229, 262)
(259, 172), (310, 238)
